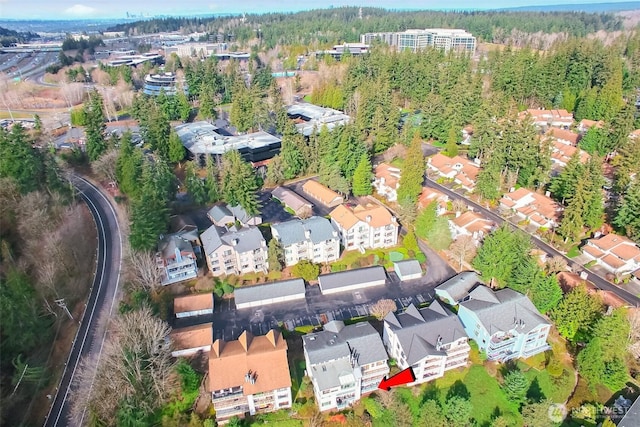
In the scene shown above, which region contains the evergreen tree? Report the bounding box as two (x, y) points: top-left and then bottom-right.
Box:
(502, 370), (530, 405)
(475, 162), (502, 200)
(579, 126), (608, 155)
(549, 151), (584, 203)
(168, 130), (186, 165)
(558, 179), (586, 242)
(0, 124), (44, 193)
(397, 132), (425, 205)
(614, 180), (640, 241)
(198, 83), (216, 120)
(230, 81), (254, 133)
(267, 239), (283, 272)
(265, 155), (285, 187)
(582, 157), (605, 230)
(185, 162), (207, 205)
(551, 284), (602, 341)
(116, 134), (144, 199)
(280, 129), (305, 180)
(443, 126), (459, 158)
(221, 150), (260, 215)
(84, 90), (107, 161)
(176, 90), (191, 122)
(351, 154), (373, 196)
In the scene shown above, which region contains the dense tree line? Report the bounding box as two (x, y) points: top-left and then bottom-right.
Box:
(106, 7), (622, 47)
(0, 25), (39, 46)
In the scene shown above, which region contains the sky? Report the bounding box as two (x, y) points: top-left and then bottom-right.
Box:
(0, 0), (637, 20)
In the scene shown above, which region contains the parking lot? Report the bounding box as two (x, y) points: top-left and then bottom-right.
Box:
(173, 268), (447, 342)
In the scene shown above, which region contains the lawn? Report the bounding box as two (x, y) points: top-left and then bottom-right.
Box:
(567, 245), (581, 258)
(333, 244), (426, 271)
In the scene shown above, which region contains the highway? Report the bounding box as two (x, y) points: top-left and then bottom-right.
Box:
(43, 176), (122, 427)
(424, 177), (640, 307)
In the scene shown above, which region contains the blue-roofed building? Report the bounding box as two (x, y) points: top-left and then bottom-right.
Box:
(303, 321), (388, 411)
(271, 217), (340, 267)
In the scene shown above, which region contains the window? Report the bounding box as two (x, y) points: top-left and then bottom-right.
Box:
(223, 250), (232, 256)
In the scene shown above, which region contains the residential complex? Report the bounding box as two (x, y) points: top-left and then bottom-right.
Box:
(373, 163), (401, 202)
(582, 233), (640, 275)
(209, 330), (292, 423)
(448, 211), (496, 244)
(156, 233), (198, 285)
(200, 225), (268, 276)
(383, 301), (470, 385)
(271, 186), (314, 218)
(361, 29), (476, 52)
(520, 109), (574, 129)
(271, 217), (340, 267)
(303, 321), (389, 411)
(329, 203), (399, 252)
(170, 323), (213, 357)
(174, 294), (214, 318)
(436, 273), (551, 362)
(427, 153), (481, 192)
(499, 188), (563, 229)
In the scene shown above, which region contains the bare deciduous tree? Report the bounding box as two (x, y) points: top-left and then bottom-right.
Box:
(545, 256), (568, 275)
(628, 310), (640, 360)
(92, 149), (119, 184)
(449, 235), (477, 271)
(452, 199), (467, 214)
(127, 249), (164, 293)
(382, 144), (407, 164)
(297, 205), (313, 219)
(370, 299), (397, 320)
(70, 306), (176, 423)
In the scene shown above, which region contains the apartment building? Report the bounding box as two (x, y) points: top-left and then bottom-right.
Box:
(209, 330), (292, 423)
(329, 203), (398, 252)
(271, 217), (340, 267)
(383, 302), (470, 386)
(435, 272), (552, 362)
(200, 225), (268, 276)
(303, 321), (389, 411)
(156, 233), (198, 285)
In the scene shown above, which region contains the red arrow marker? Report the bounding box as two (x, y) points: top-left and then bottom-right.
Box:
(378, 367), (415, 391)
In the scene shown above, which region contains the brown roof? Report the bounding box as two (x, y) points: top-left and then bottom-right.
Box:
(610, 241), (640, 262)
(330, 203), (396, 230)
(418, 187), (448, 209)
(579, 119), (603, 130)
(500, 188), (561, 223)
(174, 294), (214, 314)
(302, 180), (343, 206)
(209, 330), (291, 395)
(557, 272), (624, 308)
(375, 163), (401, 189)
(588, 233), (639, 254)
(549, 128), (580, 146)
(452, 211), (494, 233)
(602, 254), (626, 269)
(551, 141), (590, 165)
(171, 323), (213, 351)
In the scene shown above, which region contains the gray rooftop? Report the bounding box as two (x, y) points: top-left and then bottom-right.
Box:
(175, 121), (281, 155)
(234, 279), (306, 306)
(393, 260), (423, 277)
(308, 356), (357, 391)
(208, 204), (233, 223)
(221, 227), (265, 253)
(200, 225), (265, 255)
(459, 287), (550, 335)
(158, 234), (194, 259)
(271, 216), (336, 246)
(271, 186), (313, 212)
(318, 266), (386, 292)
(384, 301), (467, 366)
(435, 271), (483, 303)
(287, 103), (350, 136)
(304, 321), (387, 366)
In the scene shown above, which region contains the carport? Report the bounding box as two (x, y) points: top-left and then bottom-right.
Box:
(318, 266), (387, 295)
(234, 278), (306, 309)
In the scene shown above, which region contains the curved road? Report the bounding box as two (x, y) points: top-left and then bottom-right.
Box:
(43, 176), (122, 427)
(424, 178), (640, 307)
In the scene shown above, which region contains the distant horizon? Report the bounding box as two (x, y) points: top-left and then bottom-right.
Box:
(1, 0), (639, 21)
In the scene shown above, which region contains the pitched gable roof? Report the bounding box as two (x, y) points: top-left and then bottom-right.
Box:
(209, 330), (291, 395)
(435, 271), (483, 303)
(174, 294), (214, 314)
(459, 287), (549, 335)
(330, 203), (396, 230)
(302, 180), (343, 206)
(375, 163), (401, 189)
(272, 216), (337, 246)
(384, 301), (467, 365)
